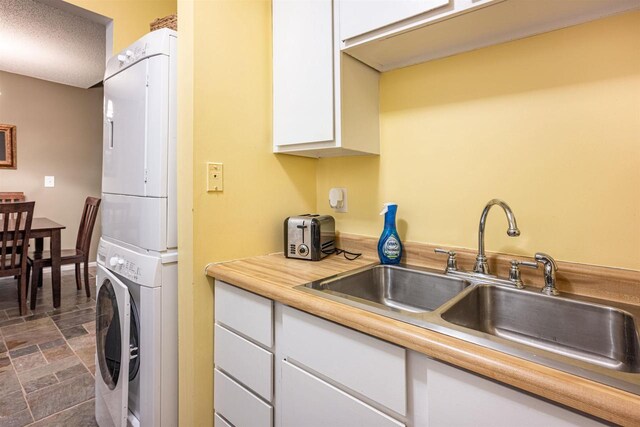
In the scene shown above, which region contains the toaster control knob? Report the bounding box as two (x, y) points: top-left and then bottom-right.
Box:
(298, 245), (309, 257)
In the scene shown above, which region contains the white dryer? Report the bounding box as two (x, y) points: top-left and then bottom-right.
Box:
(102, 28), (177, 252)
(95, 238), (177, 427)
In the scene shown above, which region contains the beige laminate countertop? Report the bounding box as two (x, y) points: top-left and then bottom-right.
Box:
(206, 253), (640, 426)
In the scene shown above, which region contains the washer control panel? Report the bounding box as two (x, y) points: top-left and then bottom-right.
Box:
(98, 239), (162, 287)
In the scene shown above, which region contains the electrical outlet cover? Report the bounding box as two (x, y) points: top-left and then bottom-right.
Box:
(207, 162), (223, 192)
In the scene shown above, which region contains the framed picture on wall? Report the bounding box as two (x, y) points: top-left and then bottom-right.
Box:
(0, 124), (17, 169)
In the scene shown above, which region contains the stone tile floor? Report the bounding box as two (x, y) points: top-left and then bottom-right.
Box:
(0, 267), (97, 426)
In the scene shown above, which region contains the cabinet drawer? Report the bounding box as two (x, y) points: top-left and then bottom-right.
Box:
(214, 368), (273, 427)
(281, 360), (404, 427)
(282, 305), (406, 415)
(215, 281), (273, 348)
(215, 324), (273, 402)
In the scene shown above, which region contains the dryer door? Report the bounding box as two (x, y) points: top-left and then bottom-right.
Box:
(102, 55), (169, 198)
(95, 267), (131, 427)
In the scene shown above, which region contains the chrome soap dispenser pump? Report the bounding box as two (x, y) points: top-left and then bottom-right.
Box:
(378, 203), (403, 265)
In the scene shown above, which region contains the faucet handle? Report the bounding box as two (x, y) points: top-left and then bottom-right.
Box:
(514, 260), (538, 269)
(509, 259), (537, 289)
(434, 248), (458, 272)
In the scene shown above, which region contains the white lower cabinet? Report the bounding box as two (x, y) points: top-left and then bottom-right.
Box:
(214, 281), (274, 426)
(408, 351), (604, 427)
(214, 281), (605, 426)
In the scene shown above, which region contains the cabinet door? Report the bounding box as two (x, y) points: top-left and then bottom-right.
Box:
(339, 0), (450, 41)
(273, 0), (334, 147)
(408, 351), (605, 426)
(281, 360), (404, 427)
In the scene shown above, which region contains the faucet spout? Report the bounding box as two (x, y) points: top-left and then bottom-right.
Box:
(474, 199), (520, 275)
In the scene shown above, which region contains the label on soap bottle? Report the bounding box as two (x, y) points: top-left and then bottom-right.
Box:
(383, 235), (401, 259)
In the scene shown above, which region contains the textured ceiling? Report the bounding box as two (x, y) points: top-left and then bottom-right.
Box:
(0, 0), (108, 88)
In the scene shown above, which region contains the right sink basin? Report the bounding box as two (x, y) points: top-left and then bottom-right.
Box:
(440, 284), (640, 373)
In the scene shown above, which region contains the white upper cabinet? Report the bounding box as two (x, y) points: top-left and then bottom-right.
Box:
(339, 0), (640, 72)
(273, 0), (334, 147)
(339, 0), (449, 41)
(273, 0), (380, 158)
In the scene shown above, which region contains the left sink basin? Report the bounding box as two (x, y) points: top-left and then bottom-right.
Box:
(298, 265), (470, 313)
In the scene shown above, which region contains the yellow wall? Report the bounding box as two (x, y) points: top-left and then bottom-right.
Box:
(180, 0), (317, 424)
(317, 11), (640, 271)
(66, 0), (177, 53)
(176, 1), (195, 426)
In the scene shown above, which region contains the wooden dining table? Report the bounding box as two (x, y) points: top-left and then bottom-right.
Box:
(30, 218), (66, 308)
(1, 217), (66, 308)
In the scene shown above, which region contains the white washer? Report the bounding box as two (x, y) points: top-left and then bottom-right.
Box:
(95, 238), (177, 427)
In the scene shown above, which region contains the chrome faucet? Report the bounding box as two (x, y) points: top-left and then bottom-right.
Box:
(473, 199), (520, 275)
(535, 252), (559, 295)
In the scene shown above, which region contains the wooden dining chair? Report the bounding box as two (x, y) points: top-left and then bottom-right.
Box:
(0, 201), (35, 316)
(0, 193), (26, 221)
(0, 192), (26, 203)
(27, 197), (101, 309)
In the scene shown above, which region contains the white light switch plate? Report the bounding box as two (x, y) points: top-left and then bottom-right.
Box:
(44, 176), (55, 187)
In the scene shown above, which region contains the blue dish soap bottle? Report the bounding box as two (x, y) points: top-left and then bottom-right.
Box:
(378, 203), (402, 265)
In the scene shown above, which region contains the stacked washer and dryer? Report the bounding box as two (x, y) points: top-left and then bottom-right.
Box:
(95, 29), (178, 427)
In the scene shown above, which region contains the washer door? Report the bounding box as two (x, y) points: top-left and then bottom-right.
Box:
(95, 266), (131, 427)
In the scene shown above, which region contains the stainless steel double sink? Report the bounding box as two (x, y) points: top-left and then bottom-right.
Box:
(295, 264), (640, 394)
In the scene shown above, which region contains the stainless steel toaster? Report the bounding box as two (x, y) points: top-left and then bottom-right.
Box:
(284, 215), (335, 261)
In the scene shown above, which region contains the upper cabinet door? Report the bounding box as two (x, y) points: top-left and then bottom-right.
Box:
(273, 0), (334, 147)
(339, 0), (449, 41)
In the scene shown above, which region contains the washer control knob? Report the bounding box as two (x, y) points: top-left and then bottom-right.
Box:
(109, 256), (118, 267)
(118, 258), (125, 266)
(298, 244), (309, 257)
